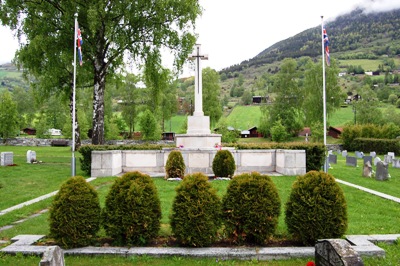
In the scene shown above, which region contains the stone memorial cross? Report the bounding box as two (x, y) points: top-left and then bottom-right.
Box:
(189, 44), (208, 117)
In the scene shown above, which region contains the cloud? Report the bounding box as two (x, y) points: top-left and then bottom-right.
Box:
(359, 0), (400, 13)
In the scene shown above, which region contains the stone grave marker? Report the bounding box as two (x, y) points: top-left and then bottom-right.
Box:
(374, 157), (381, 166)
(388, 152), (395, 159)
(392, 159), (400, 169)
(384, 154), (393, 164)
(39, 246), (65, 266)
(370, 151), (376, 158)
(346, 156), (357, 167)
(376, 161), (389, 181)
(363, 156), (372, 165)
(355, 151), (364, 159)
(363, 161), (372, 178)
(315, 239), (364, 266)
(1, 152), (13, 166)
(26, 150), (37, 163)
(342, 150), (347, 157)
(328, 154), (337, 164)
(328, 150), (333, 155)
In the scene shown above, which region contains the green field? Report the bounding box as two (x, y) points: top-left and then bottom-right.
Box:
(225, 105), (261, 130)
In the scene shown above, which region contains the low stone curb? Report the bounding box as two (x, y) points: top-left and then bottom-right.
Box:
(2, 234), (398, 260)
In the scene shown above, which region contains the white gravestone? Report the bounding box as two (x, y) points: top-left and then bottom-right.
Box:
(26, 150), (37, 163)
(1, 152), (13, 166)
(40, 246), (65, 266)
(374, 156), (381, 166)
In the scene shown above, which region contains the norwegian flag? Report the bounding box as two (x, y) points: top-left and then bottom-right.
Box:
(323, 28), (330, 66)
(77, 24), (83, 66)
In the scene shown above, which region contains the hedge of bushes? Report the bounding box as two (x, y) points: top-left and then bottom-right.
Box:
(341, 123), (400, 151)
(50, 170), (346, 248)
(351, 138), (400, 154)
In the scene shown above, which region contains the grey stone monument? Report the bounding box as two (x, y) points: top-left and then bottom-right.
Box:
(363, 156), (372, 165)
(328, 154), (337, 164)
(1, 152), (13, 166)
(362, 161), (372, 178)
(26, 150), (37, 163)
(342, 150), (347, 157)
(374, 156), (381, 166)
(315, 239), (364, 266)
(392, 158), (400, 169)
(370, 151), (376, 158)
(39, 246), (65, 266)
(355, 151), (364, 159)
(376, 161), (389, 181)
(384, 154), (393, 164)
(346, 156), (357, 167)
(388, 152), (395, 159)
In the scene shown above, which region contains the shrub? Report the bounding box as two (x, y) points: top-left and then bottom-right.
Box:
(102, 171), (161, 246)
(49, 176), (101, 248)
(170, 173), (222, 247)
(222, 172), (281, 245)
(165, 150), (185, 179)
(212, 150), (236, 178)
(285, 171), (348, 245)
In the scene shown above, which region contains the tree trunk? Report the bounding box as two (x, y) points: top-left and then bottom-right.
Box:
(91, 59), (106, 145)
(69, 86), (81, 151)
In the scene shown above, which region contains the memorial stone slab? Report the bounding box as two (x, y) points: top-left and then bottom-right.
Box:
(363, 161), (372, 178)
(355, 151), (364, 159)
(388, 152), (395, 159)
(328, 150), (333, 155)
(315, 239), (364, 266)
(392, 159), (400, 169)
(39, 246), (65, 266)
(370, 151), (376, 158)
(342, 150), (347, 157)
(363, 156), (372, 165)
(346, 156), (357, 167)
(26, 150), (37, 163)
(328, 154), (337, 164)
(376, 161), (389, 181)
(384, 155), (393, 164)
(374, 157), (381, 166)
(1, 152), (13, 166)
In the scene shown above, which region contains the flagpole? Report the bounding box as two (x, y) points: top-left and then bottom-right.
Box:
(72, 13), (77, 176)
(321, 16), (327, 172)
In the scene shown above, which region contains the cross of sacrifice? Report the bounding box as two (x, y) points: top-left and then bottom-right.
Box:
(189, 44), (208, 116)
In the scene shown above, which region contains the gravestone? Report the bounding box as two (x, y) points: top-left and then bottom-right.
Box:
(363, 156), (372, 165)
(1, 152), (13, 166)
(39, 246), (65, 266)
(392, 159), (400, 169)
(26, 150), (37, 163)
(370, 151), (376, 158)
(328, 154), (337, 164)
(388, 152), (395, 159)
(362, 161), (372, 178)
(376, 161), (389, 181)
(346, 156), (357, 167)
(328, 150), (333, 155)
(342, 150), (347, 157)
(384, 155), (393, 164)
(355, 151), (364, 159)
(374, 157), (381, 166)
(315, 239), (364, 266)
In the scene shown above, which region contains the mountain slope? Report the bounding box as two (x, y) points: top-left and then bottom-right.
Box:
(221, 8), (400, 73)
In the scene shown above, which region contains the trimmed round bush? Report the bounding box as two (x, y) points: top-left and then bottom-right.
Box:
(170, 173), (222, 247)
(222, 172), (281, 245)
(285, 170), (348, 245)
(49, 176), (101, 248)
(102, 171), (161, 246)
(165, 150), (186, 179)
(212, 150), (236, 178)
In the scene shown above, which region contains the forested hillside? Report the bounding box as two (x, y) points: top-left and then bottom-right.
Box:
(221, 8), (400, 74)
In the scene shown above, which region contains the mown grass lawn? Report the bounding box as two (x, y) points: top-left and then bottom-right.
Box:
(0, 146), (399, 265)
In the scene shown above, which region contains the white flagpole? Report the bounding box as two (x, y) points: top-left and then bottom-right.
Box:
(72, 13), (77, 176)
(321, 16), (327, 172)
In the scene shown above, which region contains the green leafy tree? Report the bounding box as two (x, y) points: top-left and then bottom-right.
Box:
(161, 76), (179, 132)
(270, 119), (289, 142)
(303, 60), (343, 125)
(388, 94), (398, 105)
(241, 91), (253, 105)
(268, 58), (304, 136)
(202, 67), (222, 127)
(0, 91), (19, 141)
(120, 74), (141, 136)
(1, 0), (201, 146)
(139, 109), (160, 141)
(12, 86), (36, 128)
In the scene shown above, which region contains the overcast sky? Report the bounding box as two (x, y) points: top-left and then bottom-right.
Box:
(1, 0), (400, 76)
